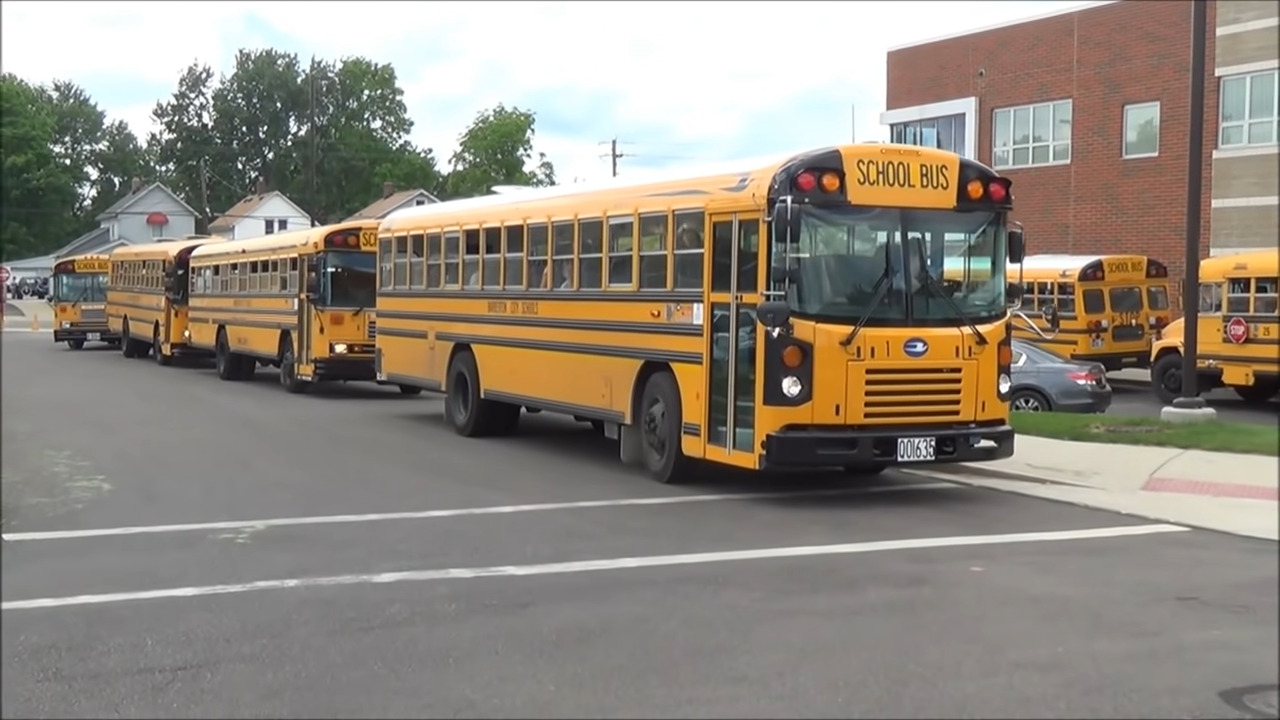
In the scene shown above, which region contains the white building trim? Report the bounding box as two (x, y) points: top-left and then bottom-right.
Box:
(1210, 195), (1280, 209)
(1216, 59), (1280, 77)
(1217, 17), (1279, 37)
(1212, 144), (1280, 160)
(879, 96), (979, 160)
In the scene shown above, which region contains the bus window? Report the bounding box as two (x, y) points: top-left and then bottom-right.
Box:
(444, 231), (461, 287)
(639, 213), (669, 290)
(526, 224), (548, 289)
(409, 233), (426, 288)
(482, 228), (501, 287)
(1082, 288), (1105, 314)
(1226, 278), (1251, 314)
(426, 233), (443, 289)
(379, 239), (393, 289)
(578, 218), (603, 290)
(551, 221), (574, 290)
(607, 217), (634, 288)
(1198, 282), (1221, 313)
(673, 210), (705, 290)
(503, 225), (524, 288)
(1109, 286), (1143, 314)
(1055, 282), (1076, 314)
(1256, 277), (1278, 314)
(1147, 285), (1171, 311)
(463, 230), (481, 288)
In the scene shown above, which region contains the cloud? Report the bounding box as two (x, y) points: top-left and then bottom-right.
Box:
(2, 0), (1103, 184)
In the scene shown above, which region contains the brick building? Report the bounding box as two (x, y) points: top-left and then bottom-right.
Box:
(879, 0), (1277, 287)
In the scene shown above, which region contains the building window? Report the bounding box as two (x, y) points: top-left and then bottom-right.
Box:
(890, 114), (967, 156)
(150, 222), (167, 238)
(264, 219), (275, 235)
(277, 218), (288, 231)
(1123, 102), (1161, 158)
(992, 100), (1072, 169)
(1220, 70), (1278, 147)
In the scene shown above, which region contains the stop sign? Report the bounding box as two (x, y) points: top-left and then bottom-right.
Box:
(1225, 316), (1250, 344)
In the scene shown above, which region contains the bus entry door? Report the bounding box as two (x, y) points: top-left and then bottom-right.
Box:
(704, 213), (762, 468)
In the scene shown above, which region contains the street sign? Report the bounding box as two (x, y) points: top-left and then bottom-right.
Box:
(1225, 316), (1249, 344)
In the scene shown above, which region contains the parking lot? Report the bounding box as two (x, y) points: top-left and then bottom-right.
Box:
(2, 332), (1277, 719)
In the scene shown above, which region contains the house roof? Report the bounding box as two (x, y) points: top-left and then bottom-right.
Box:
(94, 182), (200, 222)
(52, 226), (110, 259)
(208, 190), (310, 233)
(344, 189), (440, 222)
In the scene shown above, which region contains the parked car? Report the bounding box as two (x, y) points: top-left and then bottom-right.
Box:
(1009, 339), (1112, 413)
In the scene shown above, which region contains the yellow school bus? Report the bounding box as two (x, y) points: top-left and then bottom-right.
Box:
(1006, 254), (1172, 371)
(186, 222), (401, 393)
(376, 143), (1032, 483)
(50, 253), (118, 349)
(1150, 249), (1279, 405)
(107, 236), (223, 363)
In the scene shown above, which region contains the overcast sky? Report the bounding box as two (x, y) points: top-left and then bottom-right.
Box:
(2, 0), (1102, 183)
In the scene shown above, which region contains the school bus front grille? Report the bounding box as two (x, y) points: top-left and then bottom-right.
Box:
(858, 365), (966, 421)
(80, 308), (106, 322)
(367, 317), (377, 338)
(1111, 325), (1144, 342)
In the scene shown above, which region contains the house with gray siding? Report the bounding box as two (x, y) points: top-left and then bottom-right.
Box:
(344, 182), (439, 222)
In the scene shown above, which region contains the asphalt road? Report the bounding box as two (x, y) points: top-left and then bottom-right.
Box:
(3, 333), (1278, 719)
(1106, 375), (1278, 426)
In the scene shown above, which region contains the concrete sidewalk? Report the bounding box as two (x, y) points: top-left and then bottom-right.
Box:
(3, 300), (53, 331)
(911, 435), (1279, 541)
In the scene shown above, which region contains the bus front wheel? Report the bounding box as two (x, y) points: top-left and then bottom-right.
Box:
(1151, 353), (1184, 405)
(638, 372), (689, 484)
(153, 324), (173, 366)
(1234, 380), (1279, 405)
(67, 339), (85, 350)
(278, 336), (310, 394)
(121, 319), (137, 358)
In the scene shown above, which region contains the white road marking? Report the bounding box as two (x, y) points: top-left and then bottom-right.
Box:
(1, 482), (955, 543)
(2, 523), (1188, 611)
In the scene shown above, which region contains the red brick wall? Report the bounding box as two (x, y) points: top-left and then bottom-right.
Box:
(886, 0), (1217, 291)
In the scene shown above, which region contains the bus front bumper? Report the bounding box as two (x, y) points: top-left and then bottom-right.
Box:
(54, 327), (118, 343)
(761, 422), (1014, 469)
(313, 355), (376, 382)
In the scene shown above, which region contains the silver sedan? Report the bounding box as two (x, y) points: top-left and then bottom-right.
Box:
(1009, 339), (1112, 413)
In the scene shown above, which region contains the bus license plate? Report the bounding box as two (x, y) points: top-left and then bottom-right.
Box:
(87, 333), (100, 341)
(896, 437), (936, 462)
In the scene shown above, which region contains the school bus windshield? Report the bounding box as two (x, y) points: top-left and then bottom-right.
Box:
(788, 206), (1006, 324)
(53, 272), (107, 304)
(322, 250), (376, 307)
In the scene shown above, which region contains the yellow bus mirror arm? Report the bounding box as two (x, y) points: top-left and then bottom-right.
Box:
(1011, 308), (1061, 340)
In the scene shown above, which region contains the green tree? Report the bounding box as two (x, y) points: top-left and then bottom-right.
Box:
(148, 62), (233, 221)
(444, 103), (556, 199)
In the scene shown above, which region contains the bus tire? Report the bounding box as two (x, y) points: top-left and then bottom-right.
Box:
(121, 318), (137, 358)
(446, 350), (494, 437)
(398, 385), (422, 396)
(1234, 380), (1278, 405)
(153, 323), (173, 366)
(215, 329), (237, 381)
(67, 339), (85, 350)
(278, 335), (310, 394)
(1151, 352), (1183, 405)
(638, 372), (689, 484)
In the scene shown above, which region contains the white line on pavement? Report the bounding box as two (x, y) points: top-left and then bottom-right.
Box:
(0, 523), (1189, 611)
(1, 482), (956, 543)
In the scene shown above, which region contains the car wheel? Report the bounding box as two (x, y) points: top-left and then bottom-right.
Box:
(1011, 389), (1051, 412)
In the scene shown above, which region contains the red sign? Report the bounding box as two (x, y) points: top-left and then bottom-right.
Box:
(1225, 316), (1249, 344)
(0, 266), (10, 284)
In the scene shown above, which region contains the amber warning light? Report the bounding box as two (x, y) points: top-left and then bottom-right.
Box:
(326, 232), (361, 249)
(965, 177), (1010, 204)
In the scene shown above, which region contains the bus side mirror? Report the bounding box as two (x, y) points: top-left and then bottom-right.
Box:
(770, 203), (801, 246)
(1040, 303), (1060, 331)
(305, 271), (319, 298)
(756, 300), (791, 331)
(1007, 228), (1025, 264)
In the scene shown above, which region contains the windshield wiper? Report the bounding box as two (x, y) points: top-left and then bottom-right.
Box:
(838, 266), (894, 348)
(915, 267), (989, 345)
(70, 287), (89, 307)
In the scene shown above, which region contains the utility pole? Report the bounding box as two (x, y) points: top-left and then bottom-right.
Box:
(197, 158), (211, 234)
(601, 138), (628, 177)
(308, 55), (318, 223)
(1165, 0), (1214, 422)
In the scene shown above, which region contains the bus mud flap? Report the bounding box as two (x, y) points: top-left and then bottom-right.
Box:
(619, 423), (643, 466)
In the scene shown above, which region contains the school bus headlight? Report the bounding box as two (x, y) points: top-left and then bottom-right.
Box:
(61, 321), (71, 329)
(183, 328), (191, 340)
(332, 342), (349, 354)
(998, 373), (1012, 395)
(966, 179), (985, 201)
(781, 375), (803, 398)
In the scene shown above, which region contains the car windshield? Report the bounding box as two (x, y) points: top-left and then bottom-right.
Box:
(776, 206), (1008, 325)
(322, 251), (375, 307)
(52, 273), (107, 303)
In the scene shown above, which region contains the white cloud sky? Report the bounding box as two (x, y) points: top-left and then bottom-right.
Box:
(2, 0), (1102, 187)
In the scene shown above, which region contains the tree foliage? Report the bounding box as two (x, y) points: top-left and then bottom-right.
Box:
(2, 51), (557, 262)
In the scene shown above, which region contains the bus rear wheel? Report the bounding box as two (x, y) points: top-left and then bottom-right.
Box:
(446, 350), (496, 437)
(67, 339), (85, 350)
(1234, 380), (1279, 405)
(1151, 353), (1184, 405)
(153, 324), (173, 366)
(278, 336), (310, 394)
(638, 372), (689, 484)
(121, 319), (137, 358)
